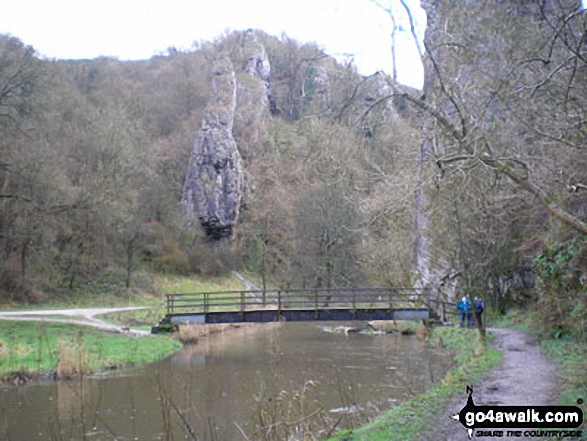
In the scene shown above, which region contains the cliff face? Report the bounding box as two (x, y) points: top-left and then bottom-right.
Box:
(181, 29), (411, 245)
(182, 31), (274, 239)
(182, 53), (243, 240)
(416, 0), (586, 300)
(233, 30), (272, 159)
(414, 0), (528, 295)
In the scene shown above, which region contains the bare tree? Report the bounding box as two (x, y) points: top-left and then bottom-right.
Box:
(0, 35), (40, 130)
(373, 0), (587, 236)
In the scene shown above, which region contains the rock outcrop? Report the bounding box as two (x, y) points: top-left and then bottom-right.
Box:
(182, 31), (277, 240)
(182, 53), (243, 240)
(242, 29), (271, 97)
(303, 65), (331, 112)
(413, 0), (585, 298)
(361, 72), (395, 117)
(181, 29), (409, 242)
(233, 30), (272, 159)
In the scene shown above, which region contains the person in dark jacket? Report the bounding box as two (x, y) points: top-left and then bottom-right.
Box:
(474, 296), (485, 327)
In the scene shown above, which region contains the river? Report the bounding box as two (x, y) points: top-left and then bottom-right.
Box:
(0, 322), (452, 440)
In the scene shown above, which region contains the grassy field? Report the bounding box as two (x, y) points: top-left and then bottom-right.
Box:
(0, 321), (182, 381)
(156, 272), (244, 293)
(328, 327), (502, 441)
(1, 271), (245, 309)
(100, 273), (246, 328)
(0, 273), (245, 382)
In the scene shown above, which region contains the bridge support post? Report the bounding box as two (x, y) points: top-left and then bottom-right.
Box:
(315, 290), (319, 319)
(204, 292), (209, 313)
(240, 291), (245, 320)
(388, 288), (394, 317)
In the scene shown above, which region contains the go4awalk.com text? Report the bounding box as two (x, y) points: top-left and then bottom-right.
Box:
(451, 387), (584, 439)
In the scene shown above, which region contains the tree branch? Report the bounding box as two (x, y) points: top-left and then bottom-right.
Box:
(364, 89), (587, 235)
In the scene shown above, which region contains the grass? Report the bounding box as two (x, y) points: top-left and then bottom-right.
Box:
(0, 321), (182, 382)
(0, 272), (245, 382)
(155, 272), (244, 294)
(2, 271), (245, 310)
(541, 337), (587, 408)
(174, 323), (265, 344)
(328, 326), (502, 441)
(101, 273), (246, 327)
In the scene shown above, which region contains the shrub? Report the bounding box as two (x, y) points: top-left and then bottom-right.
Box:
(143, 222), (191, 275)
(533, 236), (587, 341)
(187, 241), (236, 277)
(56, 339), (88, 378)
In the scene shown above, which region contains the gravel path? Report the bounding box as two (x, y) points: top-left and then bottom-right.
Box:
(429, 328), (559, 440)
(0, 307), (151, 335)
(233, 271), (261, 292)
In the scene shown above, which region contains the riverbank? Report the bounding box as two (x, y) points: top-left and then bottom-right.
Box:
(329, 317), (586, 441)
(0, 273), (246, 384)
(328, 326), (503, 441)
(0, 320), (182, 384)
(431, 328), (560, 440)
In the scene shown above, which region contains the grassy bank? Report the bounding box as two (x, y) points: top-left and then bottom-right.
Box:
(2, 272), (245, 310)
(329, 326), (502, 441)
(0, 273), (244, 383)
(101, 273), (246, 328)
(0, 321), (182, 383)
(541, 337), (587, 433)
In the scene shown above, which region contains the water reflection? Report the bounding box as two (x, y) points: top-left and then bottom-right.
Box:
(0, 322), (452, 440)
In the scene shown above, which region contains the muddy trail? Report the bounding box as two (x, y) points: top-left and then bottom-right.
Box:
(428, 328), (560, 441)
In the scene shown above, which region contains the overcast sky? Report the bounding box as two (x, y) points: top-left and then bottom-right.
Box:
(0, 0), (426, 89)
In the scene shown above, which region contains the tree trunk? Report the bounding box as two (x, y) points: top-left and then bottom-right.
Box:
(126, 240), (134, 290)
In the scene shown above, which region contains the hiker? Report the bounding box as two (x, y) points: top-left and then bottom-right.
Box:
(457, 295), (473, 328)
(474, 296), (485, 327)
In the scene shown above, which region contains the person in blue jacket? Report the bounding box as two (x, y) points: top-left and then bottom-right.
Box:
(457, 295), (473, 328)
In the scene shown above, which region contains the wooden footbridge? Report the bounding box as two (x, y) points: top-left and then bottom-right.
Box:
(156, 287), (448, 329)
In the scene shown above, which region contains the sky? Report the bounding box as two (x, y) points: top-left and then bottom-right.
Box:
(0, 0), (426, 89)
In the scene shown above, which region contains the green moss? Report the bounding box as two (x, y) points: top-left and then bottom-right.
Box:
(329, 327), (502, 441)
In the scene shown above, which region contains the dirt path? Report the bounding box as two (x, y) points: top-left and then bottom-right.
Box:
(0, 307), (151, 335)
(233, 271), (261, 292)
(430, 328), (559, 440)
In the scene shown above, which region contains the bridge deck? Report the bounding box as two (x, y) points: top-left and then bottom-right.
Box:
(162, 287), (438, 325)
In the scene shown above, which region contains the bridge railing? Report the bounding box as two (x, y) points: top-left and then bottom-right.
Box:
(428, 299), (458, 322)
(165, 287), (431, 315)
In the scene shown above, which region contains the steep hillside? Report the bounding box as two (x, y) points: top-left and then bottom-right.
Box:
(0, 30), (422, 301)
(2, 5), (584, 345)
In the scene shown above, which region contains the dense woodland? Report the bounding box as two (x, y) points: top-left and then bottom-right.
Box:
(0, 0), (585, 341)
(0, 30), (419, 295)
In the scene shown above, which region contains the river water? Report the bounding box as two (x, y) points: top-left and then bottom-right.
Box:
(0, 322), (452, 440)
